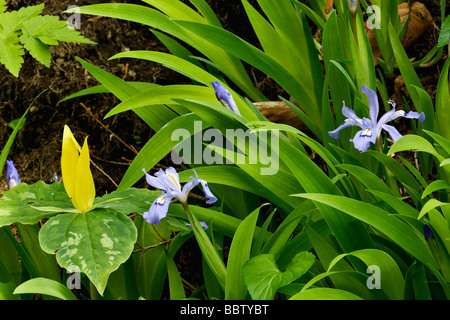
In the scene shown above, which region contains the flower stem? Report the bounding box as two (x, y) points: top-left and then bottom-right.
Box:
(89, 281), (98, 300)
(181, 202), (227, 288)
(376, 137), (400, 197)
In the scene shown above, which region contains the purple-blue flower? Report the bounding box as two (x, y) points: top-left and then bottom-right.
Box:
(211, 81), (241, 116)
(187, 221), (208, 230)
(329, 85), (425, 151)
(6, 160), (20, 189)
(142, 167), (217, 225)
(423, 224), (435, 242)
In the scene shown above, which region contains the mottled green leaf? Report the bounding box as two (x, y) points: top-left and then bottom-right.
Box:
(39, 208), (137, 295)
(0, 182), (74, 227)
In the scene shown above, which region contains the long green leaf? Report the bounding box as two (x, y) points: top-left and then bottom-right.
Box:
(117, 113), (205, 191)
(172, 19), (322, 138)
(0, 258), (19, 300)
(292, 193), (439, 272)
(279, 138), (374, 253)
(388, 135), (445, 163)
(328, 249), (404, 300)
(435, 58), (450, 140)
(76, 57), (176, 130)
(76, 3), (263, 101)
(13, 277), (77, 300)
(178, 166), (293, 213)
(164, 250), (186, 300)
(388, 23), (423, 111)
(225, 205), (261, 300)
(290, 287), (364, 300)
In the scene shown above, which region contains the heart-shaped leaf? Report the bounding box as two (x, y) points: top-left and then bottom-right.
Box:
(38, 208), (137, 295)
(0, 182), (160, 228)
(242, 251), (315, 300)
(92, 187), (160, 215)
(0, 181), (74, 227)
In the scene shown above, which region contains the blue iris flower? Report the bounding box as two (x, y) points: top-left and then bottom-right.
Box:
(186, 221), (208, 230)
(142, 167), (217, 225)
(329, 85), (425, 151)
(423, 224), (435, 242)
(211, 81), (241, 116)
(6, 160), (20, 189)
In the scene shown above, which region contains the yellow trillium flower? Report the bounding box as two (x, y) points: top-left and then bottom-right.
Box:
(61, 125), (95, 212)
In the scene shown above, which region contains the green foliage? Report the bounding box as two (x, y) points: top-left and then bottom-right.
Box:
(438, 15), (450, 48)
(0, 3), (94, 77)
(1, 182), (159, 295)
(13, 277), (77, 300)
(242, 252), (315, 300)
(4, 0), (450, 301)
(39, 208), (137, 296)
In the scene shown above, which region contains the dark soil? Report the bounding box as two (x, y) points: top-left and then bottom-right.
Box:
(0, 0), (448, 297)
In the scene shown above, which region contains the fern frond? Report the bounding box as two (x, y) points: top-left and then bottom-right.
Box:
(0, 4), (44, 35)
(0, 0), (7, 14)
(0, 3), (94, 77)
(0, 34), (24, 77)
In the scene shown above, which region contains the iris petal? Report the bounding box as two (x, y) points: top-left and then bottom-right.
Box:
(329, 119), (357, 139)
(350, 128), (376, 151)
(142, 166), (217, 225)
(186, 221), (208, 230)
(143, 194), (172, 224)
(160, 167), (182, 193)
(342, 101), (364, 126)
(181, 170), (199, 195)
(361, 85), (379, 126)
(199, 179), (217, 204)
(211, 81), (241, 115)
(382, 124), (402, 142)
(142, 168), (167, 191)
(6, 160), (20, 189)
(329, 86), (425, 152)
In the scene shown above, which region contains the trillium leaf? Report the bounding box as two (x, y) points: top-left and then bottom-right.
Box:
(0, 181), (73, 227)
(92, 188), (160, 215)
(38, 208), (137, 296)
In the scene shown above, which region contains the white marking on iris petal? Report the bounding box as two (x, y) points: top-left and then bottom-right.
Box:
(361, 128), (372, 137)
(344, 118), (352, 123)
(156, 195), (167, 205)
(395, 110), (406, 115)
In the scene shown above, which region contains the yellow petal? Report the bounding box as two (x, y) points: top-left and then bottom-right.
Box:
(61, 125), (80, 202)
(73, 137), (96, 212)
